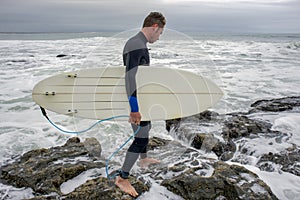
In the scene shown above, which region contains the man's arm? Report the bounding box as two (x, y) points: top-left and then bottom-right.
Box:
(125, 50), (142, 124)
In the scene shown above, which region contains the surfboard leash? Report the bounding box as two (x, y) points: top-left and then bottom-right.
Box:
(105, 125), (141, 180)
(39, 106), (141, 179)
(39, 107), (129, 134)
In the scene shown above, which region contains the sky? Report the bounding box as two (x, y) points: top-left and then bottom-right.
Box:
(0, 0), (299, 33)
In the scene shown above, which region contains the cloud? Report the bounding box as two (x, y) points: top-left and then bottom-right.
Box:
(163, 0), (300, 33)
(0, 0), (299, 33)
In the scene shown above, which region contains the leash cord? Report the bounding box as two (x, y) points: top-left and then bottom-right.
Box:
(40, 107), (129, 135)
(106, 125), (141, 180)
(39, 106), (140, 179)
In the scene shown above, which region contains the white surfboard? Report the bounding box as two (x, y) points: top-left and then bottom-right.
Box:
(32, 66), (223, 121)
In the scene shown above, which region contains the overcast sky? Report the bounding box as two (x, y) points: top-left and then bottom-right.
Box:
(1, 0), (299, 33)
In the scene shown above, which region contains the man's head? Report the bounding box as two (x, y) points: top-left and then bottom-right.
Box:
(143, 12), (166, 28)
(142, 12), (166, 43)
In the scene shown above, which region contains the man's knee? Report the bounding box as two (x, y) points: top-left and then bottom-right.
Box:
(128, 137), (149, 153)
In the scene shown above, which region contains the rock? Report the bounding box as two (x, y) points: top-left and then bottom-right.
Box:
(0, 136), (151, 199)
(191, 133), (218, 151)
(162, 172), (225, 200)
(56, 54), (68, 58)
(257, 147), (300, 176)
(24, 195), (58, 200)
(24, 177), (149, 200)
(165, 111), (220, 132)
(193, 110), (220, 121)
(212, 140), (236, 161)
(166, 118), (181, 132)
(162, 161), (278, 200)
(139, 138), (278, 199)
(250, 96), (300, 113)
(148, 136), (171, 151)
(1, 133), (280, 200)
(222, 115), (275, 139)
(3, 96), (299, 199)
(56, 54), (76, 58)
(0, 137), (104, 195)
(190, 133), (236, 161)
(167, 111), (279, 141)
(83, 137), (102, 158)
(63, 177), (148, 200)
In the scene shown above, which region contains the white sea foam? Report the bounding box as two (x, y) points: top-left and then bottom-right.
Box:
(60, 168), (104, 194)
(241, 164), (300, 200)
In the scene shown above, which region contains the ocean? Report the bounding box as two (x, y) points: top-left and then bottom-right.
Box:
(0, 30), (299, 199)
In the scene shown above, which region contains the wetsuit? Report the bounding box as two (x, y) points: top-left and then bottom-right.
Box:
(119, 31), (151, 179)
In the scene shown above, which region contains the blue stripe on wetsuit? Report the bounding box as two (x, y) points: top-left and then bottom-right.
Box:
(128, 96), (139, 112)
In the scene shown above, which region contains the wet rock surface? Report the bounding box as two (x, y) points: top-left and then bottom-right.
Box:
(62, 176), (148, 200)
(1, 137), (104, 195)
(221, 115), (277, 139)
(257, 146), (300, 176)
(1, 96), (299, 199)
(1, 137), (149, 199)
(161, 161), (278, 200)
(56, 54), (76, 58)
(166, 96), (300, 195)
(250, 96), (300, 113)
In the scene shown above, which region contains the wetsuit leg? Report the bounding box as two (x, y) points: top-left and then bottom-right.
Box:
(120, 121), (151, 178)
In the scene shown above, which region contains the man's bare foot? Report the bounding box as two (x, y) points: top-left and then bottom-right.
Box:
(115, 176), (138, 197)
(140, 158), (160, 168)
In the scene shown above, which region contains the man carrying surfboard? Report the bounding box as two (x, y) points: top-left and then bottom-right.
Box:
(115, 12), (166, 197)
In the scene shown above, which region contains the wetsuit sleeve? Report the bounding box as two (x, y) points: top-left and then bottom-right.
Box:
(125, 49), (143, 112)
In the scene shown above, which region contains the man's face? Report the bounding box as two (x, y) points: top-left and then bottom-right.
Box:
(148, 25), (164, 44)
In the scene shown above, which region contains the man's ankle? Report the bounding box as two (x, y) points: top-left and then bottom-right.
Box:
(118, 170), (129, 179)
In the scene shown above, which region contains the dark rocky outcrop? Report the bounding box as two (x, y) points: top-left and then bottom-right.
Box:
(166, 110), (220, 132)
(147, 136), (171, 151)
(250, 96), (300, 113)
(56, 54), (76, 58)
(0, 135), (279, 200)
(162, 162), (278, 200)
(1, 96), (299, 199)
(1, 137), (149, 199)
(257, 145), (300, 176)
(177, 96), (300, 163)
(23, 176), (148, 200)
(167, 96), (299, 196)
(221, 115), (277, 139)
(56, 54), (68, 58)
(191, 133), (236, 161)
(1, 137), (103, 195)
(63, 177), (148, 200)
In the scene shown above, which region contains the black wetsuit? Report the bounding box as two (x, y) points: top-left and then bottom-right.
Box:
(120, 31), (151, 178)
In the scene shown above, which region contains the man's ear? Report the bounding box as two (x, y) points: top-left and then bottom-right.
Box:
(152, 24), (159, 32)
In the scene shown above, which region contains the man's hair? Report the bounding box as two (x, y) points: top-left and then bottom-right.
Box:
(143, 12), (166, 28)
